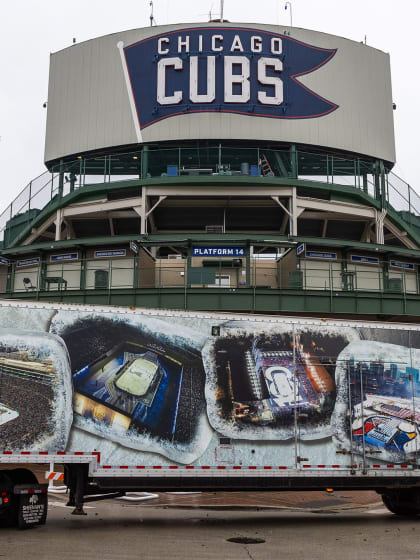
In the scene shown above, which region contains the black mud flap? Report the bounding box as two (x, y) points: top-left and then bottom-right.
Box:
(14, 484), (48, 529)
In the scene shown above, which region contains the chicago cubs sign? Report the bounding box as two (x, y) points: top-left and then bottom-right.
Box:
(118, 27), (338, 131)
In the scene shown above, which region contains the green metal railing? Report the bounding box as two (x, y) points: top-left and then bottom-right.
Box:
(4, 257), (418, 297)
(1, 146), (419, 242)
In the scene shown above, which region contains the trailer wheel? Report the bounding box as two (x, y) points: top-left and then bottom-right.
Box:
(0, 469), (39, 528)
(382, 490), (420, 517)
(7, 468), (38, 485)
(0, 472), (17, 528)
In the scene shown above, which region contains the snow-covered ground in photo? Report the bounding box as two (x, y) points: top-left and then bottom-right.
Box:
(69, 412), (213, 465)
(0, 328), (73, 451)
(49, 309), (209, 352)
(332, 341), (420, 463)
(0, 305), (55, 332)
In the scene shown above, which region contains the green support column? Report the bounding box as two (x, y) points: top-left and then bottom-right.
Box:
(142, 146), (149, 179)
(58, 159), (64, 198)
(290, 144), (298, 179)
(374, 160), (381, 201)
(380, 160), (386, 208)
(362, 174), (368, 193)
(246, 244), (251, 288)
(383, 261), (389, 293)
(69, 172), (77, 193)
(187, 244), (192, 289)
(80, 250), (87, 291)
(39, 254), (47, 292)
(6, 262), (13, 293)
(133, 252), (139, 289)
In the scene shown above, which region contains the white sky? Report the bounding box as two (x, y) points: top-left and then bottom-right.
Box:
(0, 0), (419, 211)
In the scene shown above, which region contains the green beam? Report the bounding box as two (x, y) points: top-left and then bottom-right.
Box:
(3, 287), (420, 320)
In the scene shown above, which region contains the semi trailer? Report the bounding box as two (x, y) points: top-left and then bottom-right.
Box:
(0, 299), (420, 527)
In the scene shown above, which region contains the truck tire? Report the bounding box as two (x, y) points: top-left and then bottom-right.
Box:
(382, 490), (420, 517)
(0, 472), (16, 528)
(0, 469), (38, 528)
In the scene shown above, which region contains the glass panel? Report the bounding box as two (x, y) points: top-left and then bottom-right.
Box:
(13, 265), (40, 292)
(45, 262), (81, 290)
(297, 151), (329, 183)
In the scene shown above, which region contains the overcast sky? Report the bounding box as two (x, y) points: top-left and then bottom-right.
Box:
(0, 0), (419, 212)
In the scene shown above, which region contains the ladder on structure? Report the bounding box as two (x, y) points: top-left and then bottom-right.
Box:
(259, 154), (274, 176)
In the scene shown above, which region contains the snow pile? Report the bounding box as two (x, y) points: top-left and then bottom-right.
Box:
(0, 328), (72, 451)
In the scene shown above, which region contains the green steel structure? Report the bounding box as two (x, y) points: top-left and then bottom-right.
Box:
(0, 23), (418, 322)
(0, 142), (420, 321)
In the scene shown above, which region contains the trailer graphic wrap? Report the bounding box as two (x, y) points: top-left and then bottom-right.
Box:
(0, 304), (420, 467)
(50, 311), (212, 464)
(332, 340), (420, 463)
(202, 324), (358, 441)
(0, 328), (72, 452)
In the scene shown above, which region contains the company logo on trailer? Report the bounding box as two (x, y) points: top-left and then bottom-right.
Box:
(118, 27), (338, 133)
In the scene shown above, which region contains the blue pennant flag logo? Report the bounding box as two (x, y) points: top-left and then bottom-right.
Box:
(119, 27), (338, 131)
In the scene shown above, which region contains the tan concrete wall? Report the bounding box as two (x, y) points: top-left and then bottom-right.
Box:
(0, 268), (7, 292)
(280, 250), (297, 288)
(139, 248), (156, 288)
(155, 258), (185, 288)
(253, 260), (278, 288)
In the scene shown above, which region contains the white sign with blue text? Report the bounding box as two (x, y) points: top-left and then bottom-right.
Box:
(16, 257), (40, 268)
(95, 250), (127, 258)
(296, 243), (305, 256)
(130, 241), (139, 254)
(350, 255), (379, 265)
(192, 247), (245, 257)
(390, 261), (415, 270)
(50, 253), (79, 263)
(306, 251), (337, 260)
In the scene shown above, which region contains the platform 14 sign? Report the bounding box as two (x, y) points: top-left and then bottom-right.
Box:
(119, 27), (338, 130)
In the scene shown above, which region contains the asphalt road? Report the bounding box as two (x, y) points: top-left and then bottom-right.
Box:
(1, 494), (419, 560)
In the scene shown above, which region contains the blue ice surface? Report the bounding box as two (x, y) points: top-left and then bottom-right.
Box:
(132, 362), (180, 432)
(77, 353), (126, 398)
(73, 365), (90, 382)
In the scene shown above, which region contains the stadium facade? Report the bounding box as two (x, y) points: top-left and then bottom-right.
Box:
(0, 21), (418, 321)
(2, 24), (420, 523)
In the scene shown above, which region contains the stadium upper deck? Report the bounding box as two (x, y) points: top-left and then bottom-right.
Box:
(0, 22), (419, 321)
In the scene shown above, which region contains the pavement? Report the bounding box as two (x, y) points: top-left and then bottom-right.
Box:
(3, 463), (420, 560)
(2, 493), (420, 560)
